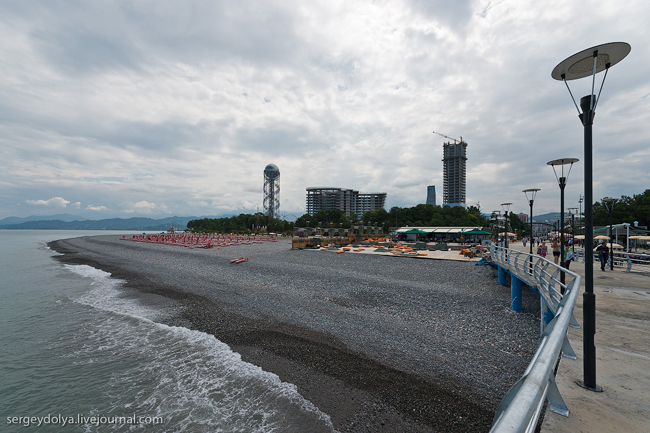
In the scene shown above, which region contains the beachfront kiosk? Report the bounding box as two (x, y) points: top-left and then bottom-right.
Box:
(394, 227), (489, 244)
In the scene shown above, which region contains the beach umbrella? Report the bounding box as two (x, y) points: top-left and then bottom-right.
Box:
(574, 235), (586, 239)
(593, 242), (624, 250)
(594, 235), (610, 240)
(631, 235), (650, 241)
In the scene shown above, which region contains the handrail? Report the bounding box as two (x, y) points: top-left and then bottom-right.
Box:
(489, 245), (582, 433)
(574, 247), (650, 273)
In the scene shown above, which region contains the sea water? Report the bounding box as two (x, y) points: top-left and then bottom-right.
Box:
(0, 230), (336, 432)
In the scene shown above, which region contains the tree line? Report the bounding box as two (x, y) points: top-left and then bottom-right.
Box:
(187, 204), (494, 235)
(186, 188), (649, 235)
(187, 214), (293, 234)
(593, 189), (650, 228)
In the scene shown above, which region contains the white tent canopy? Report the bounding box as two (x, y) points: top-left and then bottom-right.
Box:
(395, 227), (482, 234)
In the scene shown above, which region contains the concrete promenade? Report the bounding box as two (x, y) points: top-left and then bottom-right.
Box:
(506, 242), (650, 433)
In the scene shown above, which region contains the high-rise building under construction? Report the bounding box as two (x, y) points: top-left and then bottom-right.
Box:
(442, 140), (467, 207)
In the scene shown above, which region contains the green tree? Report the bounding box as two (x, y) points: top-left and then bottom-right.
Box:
(593, 189), (650, 228)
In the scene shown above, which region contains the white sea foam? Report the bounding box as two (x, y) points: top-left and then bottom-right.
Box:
(62, 263), (337, 432)
(64, 264), (163, 320)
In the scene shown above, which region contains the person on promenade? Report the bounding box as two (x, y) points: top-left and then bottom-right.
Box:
(539, 241), (548, 259)
(552, 240), (560, 264)
(596, 242), (610, 271)
(563, 247), (575, 270)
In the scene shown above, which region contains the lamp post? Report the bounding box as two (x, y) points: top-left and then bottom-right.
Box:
(547, 158), (579, 285)
(603, 197), (617, 270)
(501, 203), (512, 249)
(579, 195), (584, 236)
(569, 207), (578, 252)
(552, 41), (630, 392)
(491, 211), (500, 242)
(523, 189), (540, 271)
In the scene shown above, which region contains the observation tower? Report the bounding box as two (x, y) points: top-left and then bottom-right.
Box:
(263, 164), (280, 221)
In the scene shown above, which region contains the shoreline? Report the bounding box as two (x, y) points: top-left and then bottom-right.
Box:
(49, 235), (541, 432)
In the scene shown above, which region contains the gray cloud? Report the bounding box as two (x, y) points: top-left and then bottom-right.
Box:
(0, 0), (648, 220)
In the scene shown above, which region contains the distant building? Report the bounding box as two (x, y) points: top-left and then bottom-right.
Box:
(426, 185), (436, 206)
(518, 213), (528, 223)
(306, 187), (386, 216)
(442, 140), (467, 207)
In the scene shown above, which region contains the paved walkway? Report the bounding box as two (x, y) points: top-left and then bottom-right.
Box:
(507, 242), (650, 433)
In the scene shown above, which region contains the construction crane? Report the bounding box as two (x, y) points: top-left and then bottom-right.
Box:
(432, 131), (464, 144)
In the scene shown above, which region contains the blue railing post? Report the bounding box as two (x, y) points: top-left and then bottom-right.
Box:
(498, 265), (507, 286)
(511, 276), (522, 313)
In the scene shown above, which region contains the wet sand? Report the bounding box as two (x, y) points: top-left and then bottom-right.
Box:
(50, 235), (541, 432)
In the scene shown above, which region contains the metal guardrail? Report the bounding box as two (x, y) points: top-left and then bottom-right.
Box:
(489, 245), (582, 433)
(574, 247), (650, 274)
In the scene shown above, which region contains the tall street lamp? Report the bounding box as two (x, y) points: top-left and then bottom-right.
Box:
(568, 207), (579, 252)
(548, 158), (579, 286)
(552, 41), (630, 392)
(579, 195), (584, 236)
(603, 197), (617, 270)
(491, 211), (501, 241)
(523, 189), (540, 270)
(501, 203), (512, 249)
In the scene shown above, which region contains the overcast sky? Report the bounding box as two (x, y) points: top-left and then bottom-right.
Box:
(1, 0), (648, 220)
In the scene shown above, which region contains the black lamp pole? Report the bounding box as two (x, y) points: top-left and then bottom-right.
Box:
(523, 189), (540, 272)
(552, 42), (630, 392)
(548, 158), (578, 286)
(491, 211), (500, 242)
(579, 195), (584, 237)
(603, 197), (617, 270)
(569, 207), (578, 252)
(560, 176), (566, 274)
(501, 203), (512, 249)
(579, 93), (600, 391)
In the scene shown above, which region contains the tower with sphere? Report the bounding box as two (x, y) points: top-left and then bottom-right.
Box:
(263, 164), (280, 222)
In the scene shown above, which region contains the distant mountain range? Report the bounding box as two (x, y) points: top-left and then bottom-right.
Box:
(482, 212), (562, 223)
(0, 215), (197, 231)
(0, 211), (304, 230)
(533, 212), (569, 223)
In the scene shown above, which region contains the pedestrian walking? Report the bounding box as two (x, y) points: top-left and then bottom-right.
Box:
(596, 242), (610, 271)
(552, 241), (560, 264)
(539, 241), (548, 258)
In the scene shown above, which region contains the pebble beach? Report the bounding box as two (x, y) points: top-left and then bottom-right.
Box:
(49, 235), (541, 432)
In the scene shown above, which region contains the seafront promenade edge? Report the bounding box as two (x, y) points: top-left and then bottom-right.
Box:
(504, 242), (650, 433)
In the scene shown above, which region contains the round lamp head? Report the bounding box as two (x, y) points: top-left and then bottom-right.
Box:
(552, 42), (631, 81)
(523, 188), (541, 202)
(547, 158), (579, 167)
(548, 158), (579, 183)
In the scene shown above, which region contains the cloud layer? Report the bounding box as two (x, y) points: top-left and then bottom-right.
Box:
(1, 0), (649, 219)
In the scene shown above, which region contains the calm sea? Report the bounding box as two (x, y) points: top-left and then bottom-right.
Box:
(0, 230), (336, 432)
